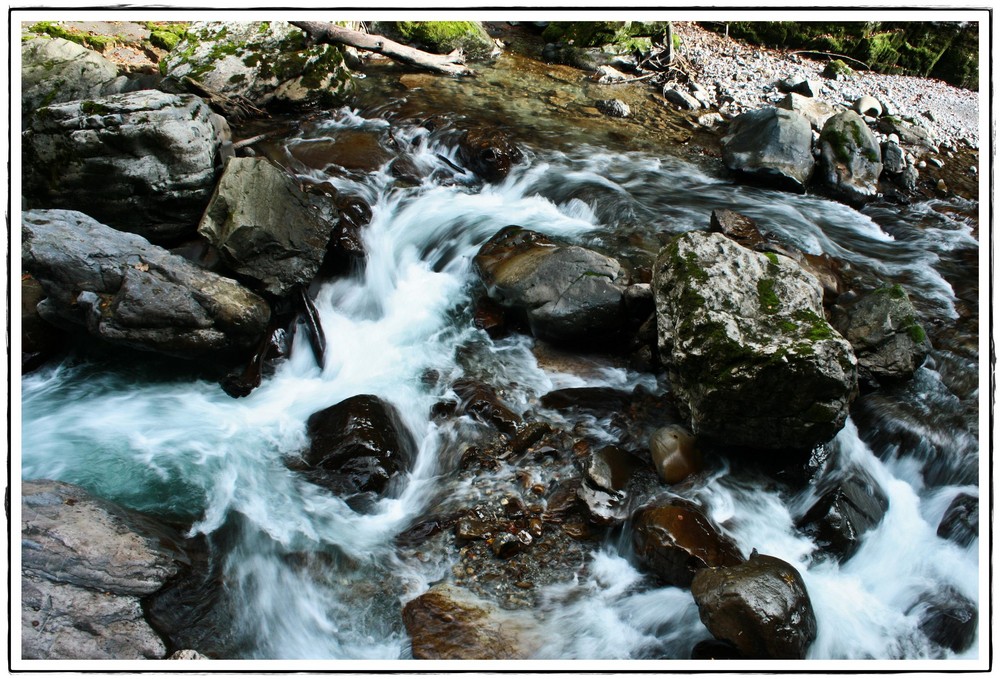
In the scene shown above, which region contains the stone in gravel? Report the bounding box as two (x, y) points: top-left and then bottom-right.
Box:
(778, 77), (821, 97)
(697, 112), (725, 128)
(688, 82), (714, 108)
(664, 86), (702, 110)
(929, 157), (944, 168)
(596, 99), (631, 118)
(721, 107), (816, 193)
(854, 95), (883, 117)
(594, 65), (628, 83)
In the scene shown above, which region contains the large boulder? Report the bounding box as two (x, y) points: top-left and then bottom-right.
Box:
(474, 226), (628, 346)
(818, 111), (883, 203)
(197, 157), (336, 297)
(162, 21), (354, 110)
(21, 480), (190, 659)
(22, 209), (270, 361)
(796, 465), (889, 562)
(23, 90), (229, 242)
(653, 231), (857, 450)
(402, 584), (541, 659)
(631, 500), (744, 587)
(831, 284), (930, 386)
(691, 552), (818, 659)
(721, 107), (816, 193)
(21, 37), (124, 117)
(293, 394), (417, 510)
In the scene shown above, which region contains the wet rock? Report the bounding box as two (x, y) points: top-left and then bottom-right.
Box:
(594, 64), (629, 83)
(796, 466), (889, 562)
(540, 386), (633, 412)
(23, 90), (228, 242)
(831, 284), (930, 386)
(472, 295), (512, 338)
(452, 378), (522, 436)
(296, 394), (416, 509)
(474, 226), (628, 346)
(198, 157), (336, 297)
(911, 586), (978, 653)
(818, 111), (883, 203)
(22, 274), (66, 373)
(162, 21), (354, 110)
(936, 493), (978, 547)
(653, 231), (857, 450)
(22, 37), (123, 118)
(721, 107), (816, 193)
(596, 98), (631, 118)
(853, 95), (883, 117)
(458, 127), (523, 182)
(691, 552), (817, 659)
(631, 500), (744, 587)
(664, 86), (702, 110)
(288, 130), (392, 173)
(709, 208), (767, 249)
(21, 480), (191, 659)
(691, 639), (743, 659)
(585, 445), (643, 492)
(649, 425), (701, 484)
(776, 92), (840, 130)
(402, 584), (540, 659)
(881, 139), (906, 175)
(22, 209), (270, 362)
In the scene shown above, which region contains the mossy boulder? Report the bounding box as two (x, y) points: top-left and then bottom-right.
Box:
(653, 231), (857, 450)
(542, 21), (669, 53)
(831, 284), (930, 386)
(21, 37), (124, 118)
(818, 111), (883, 203)
(387, 21), (495, 60)
(161, 21), (354, 110)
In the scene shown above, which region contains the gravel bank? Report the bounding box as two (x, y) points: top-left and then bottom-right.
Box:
(672, 22), (980, 149)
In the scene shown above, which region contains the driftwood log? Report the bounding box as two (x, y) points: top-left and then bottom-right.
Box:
(290, 21), (475, 76)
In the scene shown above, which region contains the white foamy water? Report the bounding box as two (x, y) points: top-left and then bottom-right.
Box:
(20, 107), (980, 662)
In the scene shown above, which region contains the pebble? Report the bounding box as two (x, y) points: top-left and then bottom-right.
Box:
(929, 158), (944, 168)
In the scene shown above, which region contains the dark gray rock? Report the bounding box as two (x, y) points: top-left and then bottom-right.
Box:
(22, 209), (270, 361)
(778, 77), (821, 97)
(911, 586), (978, 653)
(21, 479), (190, 659)
(721, 107), (816, 193)
(818, 111), (883, 203)
(937, 493), (978, 547)
(881, 140), (906, 175)
(631, 500), (744, 587)
(691, 552), (818, 659)
(796, 466), (889, 562)
(162, 21), (354, 110)
(23, 90), (229, 242)
(474, 226), (628, 346)
(831, 284), (930, 386)
(198, 157), (336, 297)
(21, 37), (123, 117)
(653, 231), (857, 450)
(295, 394), (417, 510)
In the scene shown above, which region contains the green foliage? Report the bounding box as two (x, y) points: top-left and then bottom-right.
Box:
(701, 20), (978, 89)
(29, 21), (111, 50)
(394, 21), (494, 59)
(542, 21), (669, 49)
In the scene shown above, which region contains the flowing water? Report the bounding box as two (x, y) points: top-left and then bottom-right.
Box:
(19, 51), (983, 665)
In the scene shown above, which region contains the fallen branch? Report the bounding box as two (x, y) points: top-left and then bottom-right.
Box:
(290, 21), (475, 77)
(788, 50), (870, 70)
(180, 76), (265, 121)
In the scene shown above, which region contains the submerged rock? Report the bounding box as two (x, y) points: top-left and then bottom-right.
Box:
(402, 584), (541, 659)
(631, 500), (744, 587)
(23, 90), (229, 242)
(198, 157), (336, 297)
(475, 226), (628, 346)
(652, 231), (857, 450)
(818, 111), (883, 203)
(295, 394), (416, 510)
(796, 466), (889, 562)
(22, 209), (270, 362)
(458, 127), (523, 182)
(910, 586), (978, 653)
(721, 107), (816, 193)
(691, 552), (817, 659)
(831, 284), (930, 386)
(162, 21), (354, 110)
(21, 480), (190, 659)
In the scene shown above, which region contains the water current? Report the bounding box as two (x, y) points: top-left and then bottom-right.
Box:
(19, 52), (984, 666)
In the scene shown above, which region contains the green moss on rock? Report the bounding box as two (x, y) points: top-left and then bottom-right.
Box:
(394, 21), (494, 59)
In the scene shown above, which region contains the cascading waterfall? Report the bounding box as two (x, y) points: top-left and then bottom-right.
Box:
(20, 105), (980, 662)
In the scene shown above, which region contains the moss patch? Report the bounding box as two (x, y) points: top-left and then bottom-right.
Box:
(394, 21), (494, 59)
(757, 279), (780, 313)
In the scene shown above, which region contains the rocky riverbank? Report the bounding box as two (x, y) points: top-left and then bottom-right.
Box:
(18, 18), (981, 663)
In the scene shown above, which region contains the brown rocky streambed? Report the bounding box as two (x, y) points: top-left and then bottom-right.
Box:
(18, 17), (982, 666)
